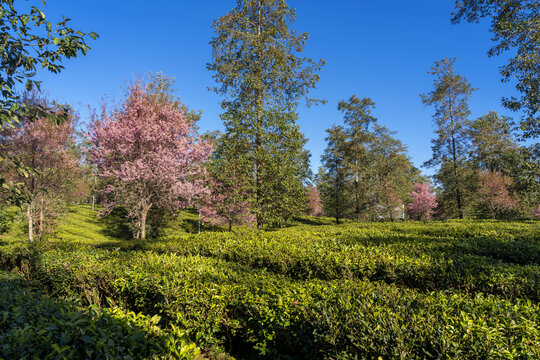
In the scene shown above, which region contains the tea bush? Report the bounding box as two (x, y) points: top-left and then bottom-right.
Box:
(0, 271), (200, 359)
(0, 206), (538, 359)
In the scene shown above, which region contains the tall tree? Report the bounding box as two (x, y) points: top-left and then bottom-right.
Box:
(317, 126), (351, 224)
(467, 111), (520, 174)
(88, 82), (211, 240)
(208, 0), (324, 229)
(338, 95), (377, 221)
(369, 124), (417, 220)
(451, 0), (539, 138)
(421, 57), (475, 219)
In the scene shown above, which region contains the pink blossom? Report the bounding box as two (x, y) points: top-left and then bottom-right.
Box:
(407, 183), (437, 220)
(88, 83), (211, 239)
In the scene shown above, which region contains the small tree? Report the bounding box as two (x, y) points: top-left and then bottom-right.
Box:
(317, 125), (352, 224)
(305, 185), (324, 217)
(407, 183), (438, 220)
(533, 204), (540, 220)
(475, 170), (518, 219)
(0, 94), (80, 241)
(200, 177), (255, 232)
(89, 82), (211, 240)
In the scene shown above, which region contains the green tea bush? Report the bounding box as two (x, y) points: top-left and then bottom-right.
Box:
(1, 209), (538, 359)
(137, 221), (540, 301)
(0, 271), (200, 360)
(8, 247), (538, 359)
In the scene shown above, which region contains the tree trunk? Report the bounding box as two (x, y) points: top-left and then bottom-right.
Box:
(354, 158), (360, 221)
(255, 0), (264, 230)
(228, 219), (233, 232)
(27, 203), (34, 242)
(140, 204), (152, 240)
(38, 197), (44, 240)
(92, 195), (95, 211)
(449, 108), (463, 219)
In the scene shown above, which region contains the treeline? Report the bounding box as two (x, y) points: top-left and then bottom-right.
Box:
(1, 0), (539, 241)
(317, 58), (539, 223)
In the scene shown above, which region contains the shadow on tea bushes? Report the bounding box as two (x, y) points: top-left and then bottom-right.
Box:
(0, 271), (200, 360)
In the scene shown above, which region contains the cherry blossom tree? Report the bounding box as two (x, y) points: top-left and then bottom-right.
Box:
(533, 204), (540, 220)
(88, 83), (211, 240)
(0, 94), (80, 241)
(476, 170), (518, 219)
(407, 183), (438, 220)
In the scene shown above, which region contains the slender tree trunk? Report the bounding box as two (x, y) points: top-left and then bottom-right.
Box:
(228, 219), (233, 232)
(255, 0), (264, 230)
(92, 195), (95, 211)
(447, 103), (463, 219)
(140, 203), (152, 240)
(27, 203), (34, 242)
(335, 163), (341, 225)
(354, 158), (360, 221)
(38, 196), (44, 240)
(450, 117), (463, 219)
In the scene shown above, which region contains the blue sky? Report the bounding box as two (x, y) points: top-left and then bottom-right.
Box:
(36, 0), (517, 177)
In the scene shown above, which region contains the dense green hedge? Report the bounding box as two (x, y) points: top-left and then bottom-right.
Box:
(1, 210), (538, 359)
(3, 245), (537, 359)
(0, 271), (199, 360)
(132, 222), (540, 301)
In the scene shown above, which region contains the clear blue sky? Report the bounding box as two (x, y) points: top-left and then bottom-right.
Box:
(36, 0), (518, 177)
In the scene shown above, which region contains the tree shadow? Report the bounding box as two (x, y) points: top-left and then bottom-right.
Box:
(99, 208), (132, 240)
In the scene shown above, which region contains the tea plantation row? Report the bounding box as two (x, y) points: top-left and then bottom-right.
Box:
(0, 206), (538, 359)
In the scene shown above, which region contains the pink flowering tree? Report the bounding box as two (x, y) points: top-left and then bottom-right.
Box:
(0, 94), (80, 241)
(407, 183), (438, 220)
(533, 204), (540, 220)
(476, 170), (518, 219)
(305, 185), (324, 216)
(88, 83), (211, 239)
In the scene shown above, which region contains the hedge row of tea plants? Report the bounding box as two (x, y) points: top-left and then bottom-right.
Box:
(128, 221), (540, 301)
(0, 270), (200, 359)
(2, 242), (538, 359)
(1, 208), (538, 359)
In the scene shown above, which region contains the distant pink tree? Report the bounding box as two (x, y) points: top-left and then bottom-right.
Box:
(476, 170), (518, 219)
(533, 204), (540, 220)
(200, 177), (255, 232)
(305, 185), (324, 216)
(407, 183), (438, 220)
(88, 83), (211, 239)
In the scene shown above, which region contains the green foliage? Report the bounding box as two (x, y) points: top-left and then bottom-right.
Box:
(208, 0), (324, 229)
(318, 98), (417, 222)
(452, 0), (539, 139)
(0, 206), (539, 358)
(317, 125), (352, 224)
(0, 271), (199, 359)
(422, 57), (476, 219)
(0, 0), (97, 127)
